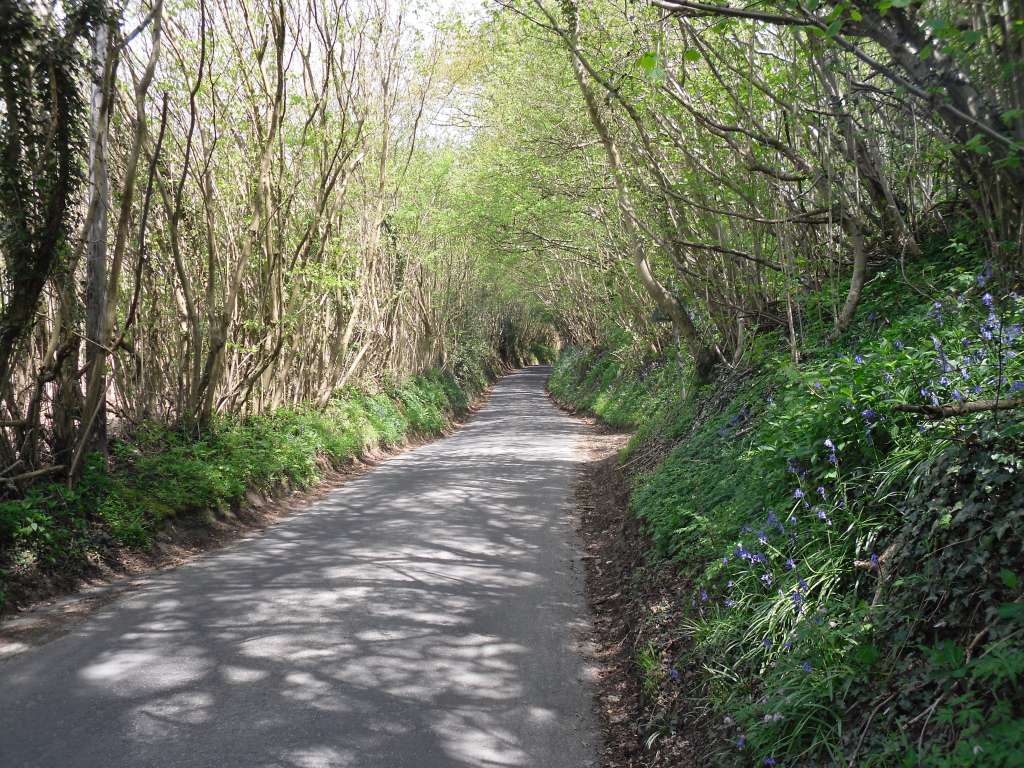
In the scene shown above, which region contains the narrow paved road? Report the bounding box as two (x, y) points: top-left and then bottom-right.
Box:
(0, 368), (597, 768)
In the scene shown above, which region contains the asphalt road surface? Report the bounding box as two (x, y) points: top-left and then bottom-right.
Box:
(0, 367), (598, 768)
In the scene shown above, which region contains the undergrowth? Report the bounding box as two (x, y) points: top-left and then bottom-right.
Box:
(550, 235), (1024, 766)
(0, 368), (487, 612)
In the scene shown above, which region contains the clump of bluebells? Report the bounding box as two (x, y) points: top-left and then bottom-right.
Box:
(680, 262), (1023, 765)
(561, 255), (1024, 767)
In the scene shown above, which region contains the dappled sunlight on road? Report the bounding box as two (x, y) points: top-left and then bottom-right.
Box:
(0, 368), (598, 768)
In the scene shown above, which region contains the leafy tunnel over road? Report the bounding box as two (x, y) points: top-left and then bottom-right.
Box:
(0, 368), (598, 768)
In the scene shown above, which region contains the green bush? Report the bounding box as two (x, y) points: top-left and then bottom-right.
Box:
(551, 243), (1024, 766)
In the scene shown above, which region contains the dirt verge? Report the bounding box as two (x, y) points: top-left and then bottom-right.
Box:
(571, 418), (709, 768)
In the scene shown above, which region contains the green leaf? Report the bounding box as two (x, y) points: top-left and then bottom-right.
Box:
(683, 49), (701, 62)
(637, 52), (658, 74)
(1001, 569), (1020, 589)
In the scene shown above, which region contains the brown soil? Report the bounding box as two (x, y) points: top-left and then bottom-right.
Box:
(0, 392), (491, 656)
(572, 420), (711, 768)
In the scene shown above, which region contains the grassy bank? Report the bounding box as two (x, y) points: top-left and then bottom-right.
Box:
(550, 247), (1024, 765)
(0, 366), (491, 613)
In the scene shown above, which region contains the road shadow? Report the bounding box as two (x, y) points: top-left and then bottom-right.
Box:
(0, 367), (598, 768)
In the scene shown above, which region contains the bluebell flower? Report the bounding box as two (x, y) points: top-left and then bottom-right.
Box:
(982, 292), (994, 308)
(884, 372), (894, 383)
(736, 735), (745, 749)
(813, 381), (822, 389)
(764, 758), (777, 766)
(939, 375), (950, 386)
(854, 354), (864, 364)
(1013, 381), (1024, 391)
(762, 637), (772, 648)
(785, 558), (796, 571)
(801, 661), (813, 673)
(870, 553), (879, 569)
(894, 339), (904, 350)
(787, 514), (797, 525)
(727, 580), (734, 588)
(700, 589), (709, 602)
(790, 591), (805, 613)
(797, 576), (809, 591)
(783, 641), (792, 651)
(758, 530), (768, 545)
(724, 598), (736, 608)
(761, 573), (773, 587)
(952, 390), (965, 401)
(817, 486), (826, 498)
(828, 452), (838, 465)
(793, 488), (805, 499)
(824, 437), (834, 449)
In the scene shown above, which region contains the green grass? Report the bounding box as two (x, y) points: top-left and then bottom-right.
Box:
(550, 238), (1024, 766)
(0, 368), (486, 611)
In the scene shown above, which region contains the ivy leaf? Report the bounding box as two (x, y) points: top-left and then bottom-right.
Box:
(1000, 569), (1020, 590)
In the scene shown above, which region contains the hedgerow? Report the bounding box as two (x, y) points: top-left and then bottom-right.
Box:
(551, 241), (1024, 766)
